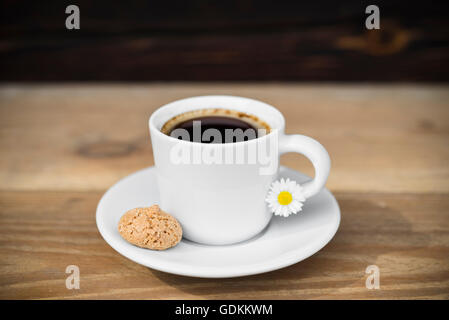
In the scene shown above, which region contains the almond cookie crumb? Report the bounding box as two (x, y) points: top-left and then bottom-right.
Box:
(118, 205), (182, 250)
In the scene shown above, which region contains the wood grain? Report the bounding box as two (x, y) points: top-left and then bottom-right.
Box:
(0, 191), (448, 299)
(1, 1), (448, 81)
(0, 84), (448, 193)
(0, 84), (448, 299)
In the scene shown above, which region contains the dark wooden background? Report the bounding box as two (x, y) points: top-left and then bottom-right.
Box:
(1, 0), (448, 81)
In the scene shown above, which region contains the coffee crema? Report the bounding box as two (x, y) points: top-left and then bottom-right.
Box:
(161, 109), (271, 144)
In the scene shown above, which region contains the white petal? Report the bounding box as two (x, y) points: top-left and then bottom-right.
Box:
(289, 200), (303, 213)
(274, 206), (283, 216)
(265, 193), (275, 203)
(286, 180), (296, 192)
(293, 192), (306, 202)
(280, 206), (288, 217)
(272, 181), (281, 193)
(279, 206), (286, 217)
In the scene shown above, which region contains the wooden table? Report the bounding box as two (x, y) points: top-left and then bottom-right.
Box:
(0, 84), (448, 299)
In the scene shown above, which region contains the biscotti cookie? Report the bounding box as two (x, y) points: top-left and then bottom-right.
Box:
(118, 205), (182, 250)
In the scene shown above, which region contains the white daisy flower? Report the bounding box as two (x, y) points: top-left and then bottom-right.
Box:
(265, 178), (306, 217)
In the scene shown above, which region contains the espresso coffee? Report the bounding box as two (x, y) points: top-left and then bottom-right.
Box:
(161, 109), (270, 144)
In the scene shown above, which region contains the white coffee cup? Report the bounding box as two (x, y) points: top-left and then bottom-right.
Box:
(149, 96), (330, 245)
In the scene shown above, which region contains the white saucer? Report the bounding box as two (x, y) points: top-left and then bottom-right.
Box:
(96, 166), (340, 278)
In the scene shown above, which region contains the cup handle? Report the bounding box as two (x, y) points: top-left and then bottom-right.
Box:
(279, 134), (331, 198)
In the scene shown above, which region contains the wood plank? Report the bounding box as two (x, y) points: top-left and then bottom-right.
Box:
(0, 84), (448, 193)
(1, 1), (448, 81)
(0, 191), (448, 299)
(3, 29), (448, 82)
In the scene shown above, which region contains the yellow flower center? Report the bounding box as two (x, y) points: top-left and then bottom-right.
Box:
(277, 191), (293, 206)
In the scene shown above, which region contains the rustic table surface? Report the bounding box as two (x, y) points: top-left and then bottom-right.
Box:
(0, 84), (448, 299)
